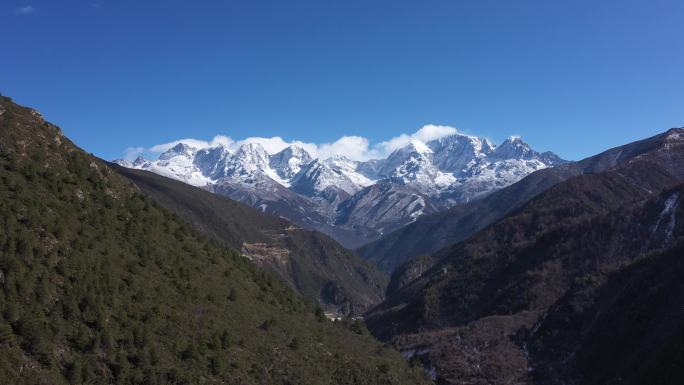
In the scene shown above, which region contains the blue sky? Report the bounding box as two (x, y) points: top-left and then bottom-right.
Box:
(3, 0), (683, 161)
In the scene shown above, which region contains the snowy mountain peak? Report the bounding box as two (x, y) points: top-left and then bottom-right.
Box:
(404, 140), (432, 155)
(385, 140), (433, 161)
(270, 145), (314, 181)
(116, 128), (565, 245)
(482, 138), (496, 153)
(323, 155), (375, 188)
(112, 158), (132, 167)
(378, 140), (433, 177)
(322, 155), (357, 170)
(238, 142), (269, 155)
(428, 132), (482, 147)
(132, 156), (150, 168)
(492, 136), (535, 160)
(428, 134), (491, 173)
(325, 154), (353, 163)
(291, 158), (361, 199)
(286, 144), (311, 157)
(222, 142), (271, 178)
(159, 143), (197, 160)
(194, 146), (232, 178)
(234, 143), (271, 165)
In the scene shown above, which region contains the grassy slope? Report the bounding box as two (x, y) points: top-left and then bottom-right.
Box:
(0, 96), (429, 385)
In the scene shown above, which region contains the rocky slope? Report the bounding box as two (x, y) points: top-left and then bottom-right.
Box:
(115, 132), (563, 248)
(364, 128), (684, 384)
(112, 164), (387, 317)
(0, 95), (430, 385)
(358, 128), (684, 272)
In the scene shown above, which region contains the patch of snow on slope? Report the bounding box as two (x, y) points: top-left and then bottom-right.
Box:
(653, 192), (680, 239)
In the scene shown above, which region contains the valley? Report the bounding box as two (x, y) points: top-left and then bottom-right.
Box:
(2, 98), (682, 385)
(4, 2), (682, 384)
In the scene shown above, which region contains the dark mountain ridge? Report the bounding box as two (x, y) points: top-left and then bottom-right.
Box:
(364, 128), (684, 384)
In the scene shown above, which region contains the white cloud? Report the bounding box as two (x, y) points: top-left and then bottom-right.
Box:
(148, 139), (208, 152)
(124, 124), (463, 162)
(316, 136), (371, 160)
(371, 124), (458, 157)
(123, 146), (145, 160)
(14, 6), (35, 15)
(233, 136), (297, 154)
(413, 124), (458, 142)
(210, 135), (234, 148)
(148, 135), (234, 153)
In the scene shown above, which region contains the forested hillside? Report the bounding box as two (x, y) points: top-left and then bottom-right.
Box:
(0, 96), (429, 384)
(111, 165), (387, 317)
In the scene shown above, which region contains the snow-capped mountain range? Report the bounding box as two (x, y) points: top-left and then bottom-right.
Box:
(115, 131), (565, 248)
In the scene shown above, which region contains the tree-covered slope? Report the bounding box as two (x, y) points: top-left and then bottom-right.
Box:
(110, 165), (388, 317)
(0, 96), (430, 384)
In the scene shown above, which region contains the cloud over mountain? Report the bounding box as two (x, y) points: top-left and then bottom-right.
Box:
(122, 125), (465, 161)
